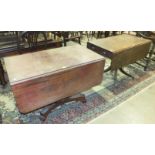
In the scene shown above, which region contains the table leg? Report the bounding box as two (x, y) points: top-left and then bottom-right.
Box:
(151, 58), (155, 61)
(0, 60), (6, 86)
(78, 37), (81, 45)
(40, 94), (86, 123)
(144, 44), (155, 71)
(97, 31), (101, 38)
(119, 68), (134, 79)
(135, 62), (145, 68)
(0, 113), (2, 124)
(104, 66), (111, 72)
(86, 31), (90, 41)
(114, 69), (118, 81)
(63, 39), (67, 46)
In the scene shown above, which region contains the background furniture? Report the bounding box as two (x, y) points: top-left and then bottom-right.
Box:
(51, 31), (81, 46)
(0, 31), (63, 86)
(135, 31), (155, 67)
(20, 31), (62, 50)
(62, 31), (81, 46)
(97, 31), (122, 38)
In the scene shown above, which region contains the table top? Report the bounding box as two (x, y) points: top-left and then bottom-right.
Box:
(88, 34), (151, 54)
(4, 45), (104, 84)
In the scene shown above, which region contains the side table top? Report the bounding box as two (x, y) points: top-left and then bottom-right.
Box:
(88, 34), (151, 53)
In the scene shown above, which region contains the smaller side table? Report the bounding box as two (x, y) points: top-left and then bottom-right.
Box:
(87, 34), (151, 80)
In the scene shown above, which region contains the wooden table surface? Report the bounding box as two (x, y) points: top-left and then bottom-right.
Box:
(4, 45), (104, 85)
(4, 45), (105, 113)
(88, 34), (151, 54)
(87, 34), (152, 78)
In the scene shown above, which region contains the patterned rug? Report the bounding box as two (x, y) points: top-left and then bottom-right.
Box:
(1, 57), (155, 124)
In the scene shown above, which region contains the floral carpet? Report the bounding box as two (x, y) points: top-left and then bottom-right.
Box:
(1, 57), (155, 124)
